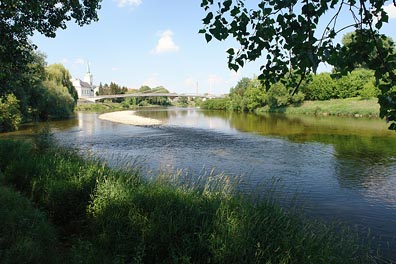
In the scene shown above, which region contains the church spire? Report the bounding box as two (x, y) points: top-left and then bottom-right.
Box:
(87, 61), (91, 74)
(84, 61), (93, 86)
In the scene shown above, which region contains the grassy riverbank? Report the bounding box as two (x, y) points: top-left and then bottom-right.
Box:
(0, 139), (377, 263)
(256, 97), (380, 117)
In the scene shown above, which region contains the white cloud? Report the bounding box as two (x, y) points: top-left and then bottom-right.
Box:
(116, 0), (142, 8)
(151, 30), (180, 54)
(384, 4), (396, 19)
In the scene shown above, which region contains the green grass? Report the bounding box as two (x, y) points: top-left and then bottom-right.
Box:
(257, 97), (380, 117)
(0, 186), (58, 264)
(0, 139), (379, 263)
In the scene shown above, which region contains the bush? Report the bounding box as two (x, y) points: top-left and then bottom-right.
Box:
(359, 81), (380, 99)
(266, 82), (291, 108)
(334, 68), (375, 99)
(0, 186), (58, 264)
(303, 73), (335, 100)
(291, 91), (305, 105)
(0, 94), (22, 132)
(200, 98), (230, 110)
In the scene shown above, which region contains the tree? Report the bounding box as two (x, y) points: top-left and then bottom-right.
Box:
(230, 77), (251, 96)
(0, 0), (101, 99)
(200, 0), (396, 129)
(0, 94), (22, 132)
(332, 29), (396, 75)
(334, 68), (376, 98)
(46, 64), (78, 103)
(302, 73), (335, 100)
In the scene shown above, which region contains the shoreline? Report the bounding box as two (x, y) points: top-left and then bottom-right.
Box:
(98, 110), (162, 126)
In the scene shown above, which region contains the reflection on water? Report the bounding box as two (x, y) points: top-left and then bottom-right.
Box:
(2, 108), (396, 260)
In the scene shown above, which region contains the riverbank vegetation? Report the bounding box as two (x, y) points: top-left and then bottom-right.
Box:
(0, 138), (376, 263)
(1, 1), (101, 133)
(200, 67), (381, 118)
(201, 1), (396, 129)
(0, 53), (78, 133)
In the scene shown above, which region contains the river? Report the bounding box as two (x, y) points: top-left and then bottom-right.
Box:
(3, 108), (396, 260)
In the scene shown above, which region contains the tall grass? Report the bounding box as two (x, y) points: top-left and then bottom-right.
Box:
(0, 186), (58, 264)
(0, 139), (379, 263)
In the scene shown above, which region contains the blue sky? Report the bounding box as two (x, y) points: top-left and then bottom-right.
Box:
(32, 0), (396, 95)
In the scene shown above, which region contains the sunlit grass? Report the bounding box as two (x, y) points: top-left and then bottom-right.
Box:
(0, 139), (380, 263)
(257, 97), (380, 117)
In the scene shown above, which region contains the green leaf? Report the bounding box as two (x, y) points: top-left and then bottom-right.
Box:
(205, 33), (213, 42)
(226, 48), (235, 55)
(203, 12), (213, 24)
(229, 63), (239, 72)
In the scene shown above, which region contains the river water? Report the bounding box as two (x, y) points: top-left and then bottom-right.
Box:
(3, 108), (396, 260)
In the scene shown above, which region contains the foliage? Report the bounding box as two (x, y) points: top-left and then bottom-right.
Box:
(200, 1), (396, 129)
(0, 139), (376, 263)
(228, 77), (267, 112)
(33, 124), (54, 154)
(0, 0), (101, 101)
(0, 186), (58, 264)
(332, 29), (396, 74)
(46, 64), (78, 102)
(302, 73), (335, 100)
(38, 80), (76, 120)
(0, 1), (101, 129)
(266, 82), (291, 108)
(200, 97), (230, 110)
(0, 94), (22, 132)
(98, 82), (128, 95)
(0, 0), (101, 67)
(176, 96), (189, 107)
(229, 77), (251, 96)
(334, 69), (376, 99)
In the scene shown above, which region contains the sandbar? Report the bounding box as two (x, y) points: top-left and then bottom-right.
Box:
(99, 111), (162, 126)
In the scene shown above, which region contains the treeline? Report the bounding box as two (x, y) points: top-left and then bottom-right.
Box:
(97, 82), (128, 95)
(201, 68), (379, 113)
(119, 85), (172, 107)
(202, 30), (395, 114)
(0, 52), (78, 132)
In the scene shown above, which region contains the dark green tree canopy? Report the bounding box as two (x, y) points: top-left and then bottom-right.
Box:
(200, 0), (396, 129)
(332, 29), (396, 75)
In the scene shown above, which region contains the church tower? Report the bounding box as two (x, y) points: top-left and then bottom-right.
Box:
(84, 62), (93, 86)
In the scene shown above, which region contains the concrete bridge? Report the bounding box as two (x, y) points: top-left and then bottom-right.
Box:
(81, 92), (223, 102)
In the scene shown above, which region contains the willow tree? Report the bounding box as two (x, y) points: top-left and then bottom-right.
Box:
(200, 0), (396, 129)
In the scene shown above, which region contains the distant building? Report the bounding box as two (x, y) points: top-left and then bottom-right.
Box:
(71, 63), (98, 98)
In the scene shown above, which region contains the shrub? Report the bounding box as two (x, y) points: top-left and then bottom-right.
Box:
(291, 91), (305, 105)
(334, 68), (375, 98)
(0, 94), (22, 132)
(303, 73), (335, 100)
(200, 98), (230, 110)
(266, 82), (291, 108)
(359, 81), (380, 99)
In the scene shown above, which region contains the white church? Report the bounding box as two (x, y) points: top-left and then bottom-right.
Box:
(71, 64), (98, 98)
